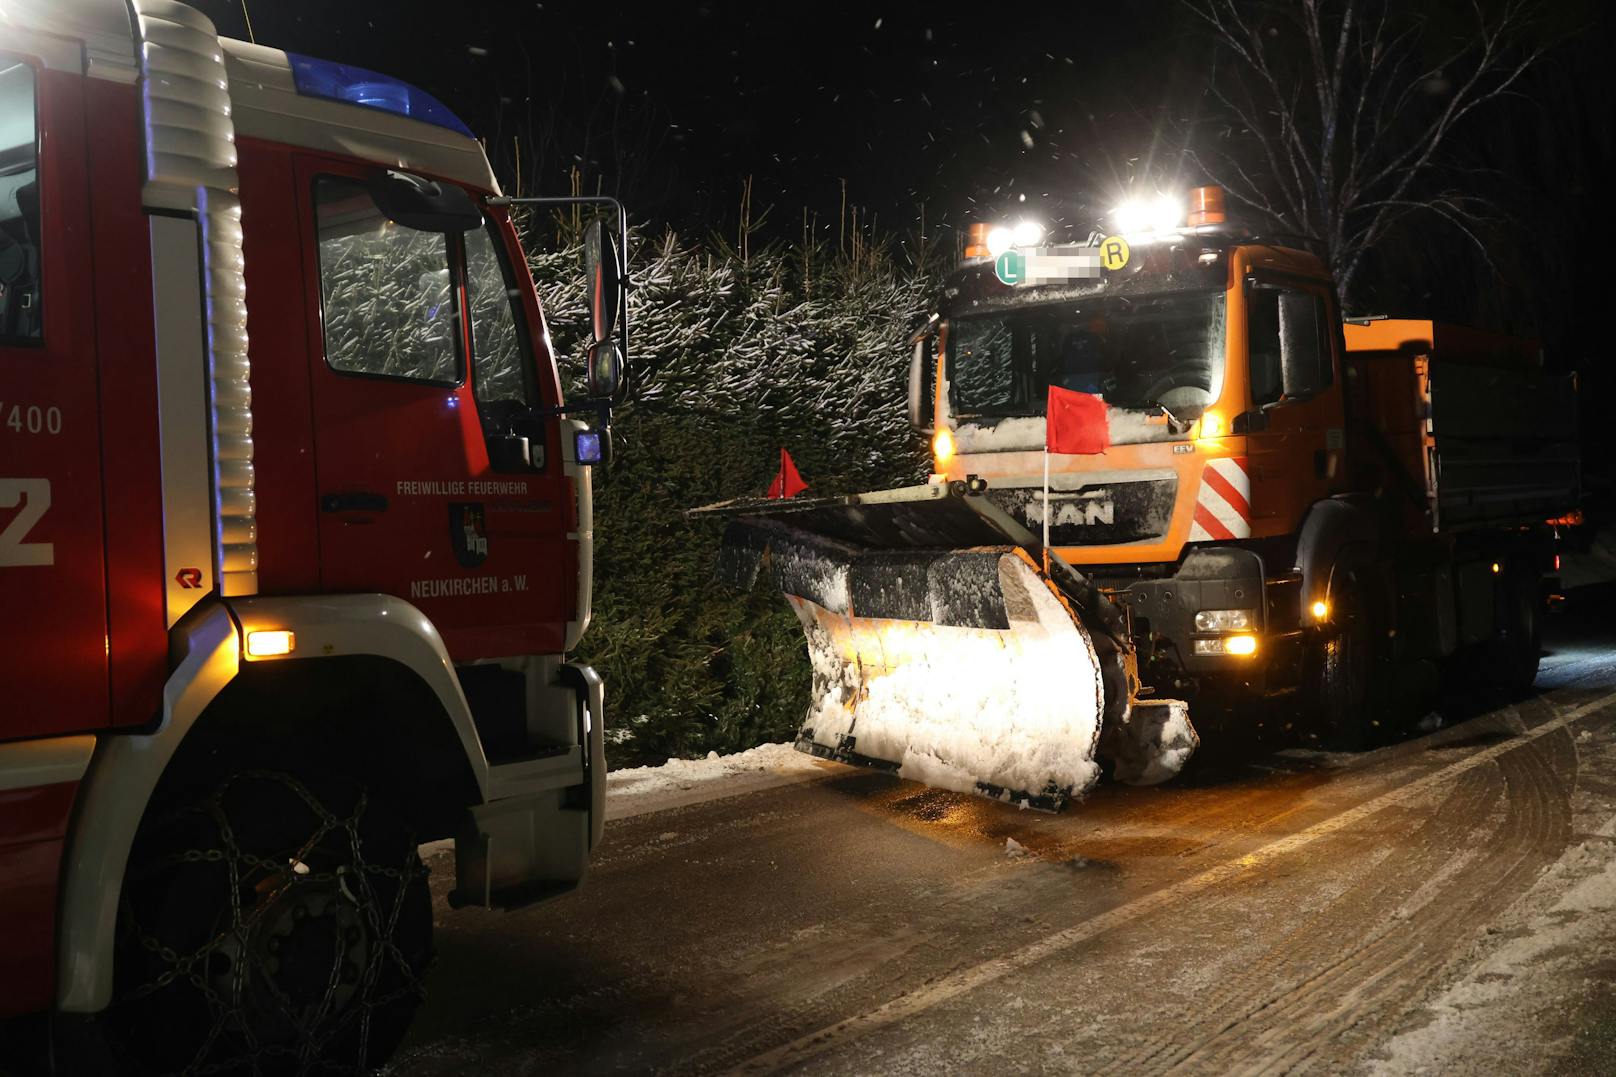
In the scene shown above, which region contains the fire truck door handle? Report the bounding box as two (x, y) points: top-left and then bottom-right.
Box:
(321, 492), (389, 513)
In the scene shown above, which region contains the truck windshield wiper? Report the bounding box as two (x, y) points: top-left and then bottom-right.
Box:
(1148, 402), (1193, 435)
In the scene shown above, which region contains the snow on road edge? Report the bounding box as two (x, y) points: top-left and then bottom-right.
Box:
(419, 744), (835, 859)
(606, 742), (833, 820)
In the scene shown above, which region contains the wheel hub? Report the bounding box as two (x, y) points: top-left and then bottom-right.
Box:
(211, 863), (373, 1031)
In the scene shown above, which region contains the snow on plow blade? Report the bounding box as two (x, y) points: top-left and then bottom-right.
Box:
(692, 482), (1197, 808)
(786, 548), (1104, 807)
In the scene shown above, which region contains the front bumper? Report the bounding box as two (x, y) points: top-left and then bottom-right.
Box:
(1095, 546), (1275, 678)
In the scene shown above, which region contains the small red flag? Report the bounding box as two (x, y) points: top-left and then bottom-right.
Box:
(766, 448), (809, 499)
(1046, 385), (1109, 455)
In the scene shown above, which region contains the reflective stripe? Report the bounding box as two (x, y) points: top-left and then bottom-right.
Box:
(1191, 503), (1234, 542)
(1188, 457), (1251, 543)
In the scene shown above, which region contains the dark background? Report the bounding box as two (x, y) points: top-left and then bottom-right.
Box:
(194, 0), (1614, 447)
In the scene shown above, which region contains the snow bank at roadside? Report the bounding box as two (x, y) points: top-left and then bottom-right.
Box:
(606, 742), (829, 820)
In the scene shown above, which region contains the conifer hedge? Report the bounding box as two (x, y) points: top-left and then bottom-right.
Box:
(529, 229), (935, 764)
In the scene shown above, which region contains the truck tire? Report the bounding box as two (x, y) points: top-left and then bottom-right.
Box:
(1492, 563), (1543, 696)
(107, 769), (433, 1076)
(1307, 564), (1388, 749)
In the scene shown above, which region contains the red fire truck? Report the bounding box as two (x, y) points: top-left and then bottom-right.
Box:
(1, 1), (623, 1070)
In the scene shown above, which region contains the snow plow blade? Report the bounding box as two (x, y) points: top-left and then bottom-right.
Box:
(690, 482), (1197, 808)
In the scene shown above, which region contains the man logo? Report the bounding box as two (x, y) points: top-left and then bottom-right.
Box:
(1029, 496), (1115, 528)
(449, 503), (489, 569)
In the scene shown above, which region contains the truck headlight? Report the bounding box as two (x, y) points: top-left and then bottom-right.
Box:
(1194, 608), (1255, 632)
(1194, 634), (1258, 657)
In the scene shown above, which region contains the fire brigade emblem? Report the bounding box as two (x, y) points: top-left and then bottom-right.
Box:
(449, 503), (489, 568)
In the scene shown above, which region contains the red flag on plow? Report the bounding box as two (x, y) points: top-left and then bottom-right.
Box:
(1046, 385), (1109, 455)
(767, 448), (809, 499)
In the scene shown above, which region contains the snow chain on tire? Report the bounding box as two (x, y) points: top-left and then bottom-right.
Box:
(113, 770), (431, 1076)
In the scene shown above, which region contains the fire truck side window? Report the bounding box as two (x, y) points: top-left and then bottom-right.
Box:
(313, 176), (461, 385)
(0, 61), (41, 345)
(464, 223), (536, 412)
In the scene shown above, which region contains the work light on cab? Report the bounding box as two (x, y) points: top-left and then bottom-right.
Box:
(1011, 220), (1044, 246)
(1112, 193), (1184, 235)
(968, 219), (1044, 260)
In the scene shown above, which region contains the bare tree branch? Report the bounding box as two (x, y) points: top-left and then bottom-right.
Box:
(1176, 0), (1560, 307)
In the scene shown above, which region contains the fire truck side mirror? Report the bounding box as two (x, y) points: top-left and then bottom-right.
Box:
(908, 335), (935, 432)
(587, 339), (624, 399)
(584, 219), (623, 345)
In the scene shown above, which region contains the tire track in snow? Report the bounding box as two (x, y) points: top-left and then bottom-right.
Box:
(668, 759), (1375, 1074)
(722, 688), (1616, 1077)
(1148, 696), (1570, 1073)
(1106, 763), (1502, 1073)
(1190, 729), (1572, 1075)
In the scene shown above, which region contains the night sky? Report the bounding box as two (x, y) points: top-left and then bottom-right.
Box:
(191, 0), (1616, 405)
(190, 1), (1208, 237)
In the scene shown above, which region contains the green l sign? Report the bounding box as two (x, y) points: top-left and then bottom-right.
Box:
(994, 250), (1025, 285)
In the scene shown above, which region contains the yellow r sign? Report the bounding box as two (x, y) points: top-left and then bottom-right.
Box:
(1100, 235), (1130, 270)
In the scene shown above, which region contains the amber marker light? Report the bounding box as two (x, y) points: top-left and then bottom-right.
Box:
(1198, 411), (1226, 439)
(932, 427), (956, 464)
(1225, 634), (1258, 656)
(245, 630), (296, 658)
(1310, 600), (1330, 621)
(1187, 185), (1227, 226)
(964, 222), (990, 259)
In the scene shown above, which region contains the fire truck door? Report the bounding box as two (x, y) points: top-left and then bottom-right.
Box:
(0, 57), (109, 735)
(299, 160), (567, 659)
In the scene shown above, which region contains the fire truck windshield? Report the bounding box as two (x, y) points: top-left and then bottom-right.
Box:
(946, 290), (1226, 419)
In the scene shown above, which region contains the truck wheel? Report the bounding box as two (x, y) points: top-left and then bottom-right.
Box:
(108, 769), (433, 1075)
(1492, 564), (1542, 696)
(1308, 566), (1386, 749)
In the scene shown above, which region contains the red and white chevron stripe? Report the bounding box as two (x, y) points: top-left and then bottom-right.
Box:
(1188, 456), (1251, 542)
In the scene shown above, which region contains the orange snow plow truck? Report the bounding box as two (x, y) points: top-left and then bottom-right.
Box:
(696, 186), (1579, 809)
(0, 1), (628, 1071)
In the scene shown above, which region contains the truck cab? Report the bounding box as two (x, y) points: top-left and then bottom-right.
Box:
(0, 2), (619, 1069)
(917, 188), (1574, 716)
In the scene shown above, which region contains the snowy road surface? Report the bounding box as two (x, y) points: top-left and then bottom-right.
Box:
(390, 597), (1616, 1076)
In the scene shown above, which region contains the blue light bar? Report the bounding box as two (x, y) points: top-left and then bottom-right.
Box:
(287, 53), (473, 137)
(574, 430), (604, 465)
